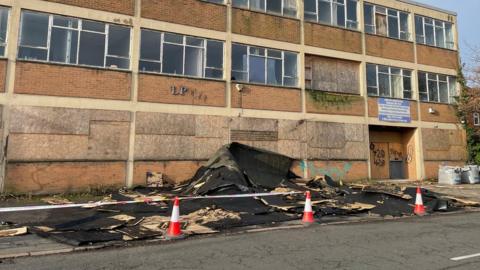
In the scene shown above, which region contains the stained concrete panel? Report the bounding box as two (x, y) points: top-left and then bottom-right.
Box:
(330, 141), (368, 160)
(195, 115), (229, 138)
(278, 140), (305, 159)
(7, 134), (89, 161)
(344, 123), (366, 142)
(9, 106), (90, 135)
(134, 134), (195, 160)
(89, 110), (131, 122)
(194, 137), (227, 159)
(230, 117), (278, 132)
(278, 119), (307, 141)
(136, 112), (195, 136)
(87, 122), (130, 160)
(307, 122), (345, 149)
(307, 147), (330, 159)
(234, 140), (278, 153)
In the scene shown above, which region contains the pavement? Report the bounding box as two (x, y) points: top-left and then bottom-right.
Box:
(2, 211), (480, 270)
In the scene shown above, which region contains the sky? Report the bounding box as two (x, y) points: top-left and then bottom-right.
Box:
(414, 0), (480, 67)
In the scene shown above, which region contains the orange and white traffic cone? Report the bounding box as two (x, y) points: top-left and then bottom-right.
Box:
(302, 191), (315, 223)
(166, 197), (184, 239)
(414, 187), (426, 216)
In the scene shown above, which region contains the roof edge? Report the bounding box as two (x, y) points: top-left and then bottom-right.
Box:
(397, 0), (457, 16)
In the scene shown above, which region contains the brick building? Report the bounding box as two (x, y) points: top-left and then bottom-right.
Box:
(0, 0), (466, 194)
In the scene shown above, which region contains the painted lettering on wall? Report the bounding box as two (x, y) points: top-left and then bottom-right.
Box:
(370, 143), (385, 167)
(170, 85), (208, 102)
(300, 161), (353, 180)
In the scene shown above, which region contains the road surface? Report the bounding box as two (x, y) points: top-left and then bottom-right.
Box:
(2, 211), (480, 270)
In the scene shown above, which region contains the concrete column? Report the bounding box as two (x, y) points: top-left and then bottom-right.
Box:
(0, 3), (20, 192)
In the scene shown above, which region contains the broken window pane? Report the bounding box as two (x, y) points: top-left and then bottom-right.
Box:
(283, 0), (297, 17)
(185, 46), (204, 77)
(445, 23), (454, 49)
(415, 16), (424, 43)
(304, 0), (317, 21)
(378, 72), (390, 97)
(250, 0), (265, 12)
(435, 23), (445, 48)
(266, 0), (282, 14)
(232, 0), (248, 8)
(140, 30), (161, 61)
(20, 11), (49, 47)
(78, 31), (105, 67)
(49, 27), (78, 64)
(267, 57), (282, 85)
(334, 2), (346, 27)
(106, 56), (129, 69)
(206, 40), (223, 69)
(139, 61), (161, 72)
(439, 80), (449, 103)
(346, 0), (357, 28)
(375, 13), (387, 36)
(249, 55), (265, 84)
(108, 25), (130, 58)
(366, 64), (377, 88)
(53, 15), (78, 28)
(0, 8), (8, 54)
(424, 19), (435, 46)
(82, 20), (105, 33)
(388, 12), (399, 39)
(232, 44), (247, 71)
(284, 52), (297, 77)
(162, 43), (184, 75)
(364, 4), (374, 33)
(318, 0), (331, 24)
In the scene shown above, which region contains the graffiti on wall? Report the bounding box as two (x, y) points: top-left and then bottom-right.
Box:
(300, 161), (353, 180)
(370, 143), (385, 167)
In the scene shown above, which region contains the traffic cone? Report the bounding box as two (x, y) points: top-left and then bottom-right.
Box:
(302, 191), (314, 223)
(166, 197), (184, 239)
(414, 187), (426, 216)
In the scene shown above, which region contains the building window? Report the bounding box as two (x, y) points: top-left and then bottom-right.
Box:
(304, 0), (358, 30)
(367, 64), (412, 99)
(232, 0), (297, 18)
(418, 72), (457, 104)
(0, 7), (9, 57)
(18, 11), (131, 69)
(415, 15), (454, 49)
(139, 29), (224, 79)
(364, 4), (409, 40)
(474, 113), (480, 126)
(203, 0), (224, 3)
(232, 43), (298, 87)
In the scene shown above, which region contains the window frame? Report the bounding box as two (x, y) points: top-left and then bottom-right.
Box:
(17, 11), (132, 70)
(305, 0), (359, 30)
(415, 15), (454, 49)
(139, 29), (225, 80)
(364, 3), (410, 41)
(366, 63), (412, 100)
(474, 112), (480, 126)
(418, 72), (457, 104)
(231, 43), (298, 87)
(0, 6), (10, 57)
(232, 0), (297, 18)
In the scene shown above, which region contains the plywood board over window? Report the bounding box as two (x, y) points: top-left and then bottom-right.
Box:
(305, 55), (359, 94)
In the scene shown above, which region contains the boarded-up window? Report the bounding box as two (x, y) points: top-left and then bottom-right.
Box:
(305, 55), (359, 94)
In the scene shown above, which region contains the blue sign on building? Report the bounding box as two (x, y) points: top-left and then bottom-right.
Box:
(378, 98), (411, 123)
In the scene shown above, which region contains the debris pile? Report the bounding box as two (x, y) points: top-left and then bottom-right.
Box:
(0, 143), (478, 246)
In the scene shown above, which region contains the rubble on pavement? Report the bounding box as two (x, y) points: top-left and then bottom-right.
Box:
(0, 143), (478, 246)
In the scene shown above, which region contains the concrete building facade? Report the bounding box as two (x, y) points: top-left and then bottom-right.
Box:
(0, 0), (466, 194)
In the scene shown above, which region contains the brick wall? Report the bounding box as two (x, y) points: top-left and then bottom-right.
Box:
(43, 0), (135, 15)
(368, 97), (419, 121)
(365, 34), (415, 63)
(304, 23), (362, 54)
(5, 162), (126, 195)
(291, 160), (369, 182)
(0, 59), (6, 93)
(138, 74), (226, 107)
(14, 62), (131, 100)
(232, 8), (300, 44)
(420, 102), (458, 123)
(417, 44), (459, 70)
(231, 83), (302, 112)
(141, 0), (226, 32)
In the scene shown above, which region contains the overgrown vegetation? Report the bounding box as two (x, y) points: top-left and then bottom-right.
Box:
(307, 89), (362, 109)
(454, 65), (480, 165)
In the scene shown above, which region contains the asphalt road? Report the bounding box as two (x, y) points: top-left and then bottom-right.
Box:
(2, 212), (480, 270)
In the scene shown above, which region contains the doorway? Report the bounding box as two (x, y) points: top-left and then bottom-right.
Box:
(369, 126), (417, 180)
